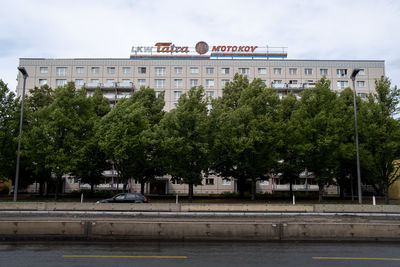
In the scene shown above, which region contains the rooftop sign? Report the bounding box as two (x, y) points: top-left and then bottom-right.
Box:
(130, 41), (287, 59)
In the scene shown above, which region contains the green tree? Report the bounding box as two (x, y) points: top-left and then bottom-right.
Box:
(73, 89), (111, 195)
(32, 82), (93, 199)
(358, 77), (400, 203)
(158, 86), (209, 201)
(294, 78), (339, 202)
(97, 87), (165, 193)
(210, 75), (280, 200)
(276, 92), (304, 199)
(21, 85), (55, 195)
(0, 80), (17, 181)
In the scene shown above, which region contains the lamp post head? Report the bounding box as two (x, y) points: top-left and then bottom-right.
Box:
(18, 67), (28, 78)
(350, 68), (360, 81)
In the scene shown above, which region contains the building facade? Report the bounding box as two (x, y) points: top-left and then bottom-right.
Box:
(17, 42), (385, 195)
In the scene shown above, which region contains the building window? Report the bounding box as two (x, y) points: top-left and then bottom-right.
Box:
(357, 92), (367, 99)
(260, 180), (269, 185)
(155, 79), (165, 88)
(207, 103), (212, 111)
(357, 81), (365, 87)
(91, 79), (100, 83)
(56, 79), (67, 87)
(206, 91), (214, 98)
(171, 179), (182, 184)
(122, 79), (130, 83)
(273, 80), (282, 84)
(289, 80), (298, 84)
(56, 67), (67, 76)
(358, 69), (365, 75)
(222, 179), (231, 185)
(107, 67), (115, 74)
(273, 68), (281, 75)
(221, 68), (230, 74)
(155, 91), (161, 97)
(238, 68), (250, 75)
(138, 67), (146, 74)
(337, 69), (347, 77)
(138, 79), (146, 87)
(122, 67), (131, 74)
(190, 67), (199, 74)
(106, 79), (115, 83)
(304, 68), (313, 75)
(206, 67), (214, 74)
(289, 68), (297, 75)
(174, 91), (182, 101)
(190, 79), (198, 87)
(174, 67), (183, 74)
(75, 79), (84, 86)
(155, 67), (166, 76)
(76, 67), (84, 74)
(258, 68), (267, 75)
(174, 79), (183, 88)
(205, 178), (214, 185)
(206, 79), (214, 88)
(40, 67), (48, 74)
(39, 79), (47, 86)
(221, 79), (230, 88)
(337, 81), (349, 89)
(320, 69), (328, 76)
(91, 67), (100, 74)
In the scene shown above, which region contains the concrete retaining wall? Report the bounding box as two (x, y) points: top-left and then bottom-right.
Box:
(0, 202), (399, 213)
(1, 220), (399, 241)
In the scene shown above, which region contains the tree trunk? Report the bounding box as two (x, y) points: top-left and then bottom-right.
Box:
(251, 179), (256, 201)
(384, 182), (389, 204)
(289, 178), (293, 199)
(39, 181), (44, 196)
(55, 176), (61, 200)
(141, 182), (145, 195)
(90, 182), (94, 196)
(318, 183), (324, 203)
(116, 178), (119, 193)
(188, 183), (194, 203)
(238, 178), (245, 198)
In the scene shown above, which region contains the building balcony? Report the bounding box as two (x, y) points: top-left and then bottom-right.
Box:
(287, 84), (303, 89)
(273, 184), (319, 191)
(117, 82), (134, 89)
(84, 82), (101, 89)
(272, 83), (286, 89)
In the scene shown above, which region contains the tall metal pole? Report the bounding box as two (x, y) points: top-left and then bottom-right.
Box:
(13, 67), (28, 202)
(351, 69), (362, 204)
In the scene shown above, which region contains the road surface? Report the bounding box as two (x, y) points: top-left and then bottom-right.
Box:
(1, 241), (399, 267)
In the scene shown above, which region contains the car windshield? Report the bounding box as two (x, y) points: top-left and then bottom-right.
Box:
(114, 194), (125, 200)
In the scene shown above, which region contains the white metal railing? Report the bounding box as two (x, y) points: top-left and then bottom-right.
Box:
(287, 84), (302, 89)
(273, 184), (319, 191)
(272, 83), (286, 89)
(117, 82), (134, 88)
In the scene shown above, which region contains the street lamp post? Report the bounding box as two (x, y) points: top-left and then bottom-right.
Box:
(13, 67), (28, 202)
(350, 68), (362, 204)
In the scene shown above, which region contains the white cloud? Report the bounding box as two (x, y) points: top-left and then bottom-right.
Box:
(1, 0), (399, 91)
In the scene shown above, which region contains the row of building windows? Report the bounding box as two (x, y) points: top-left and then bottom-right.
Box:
(39, 66), (366, 77)
(39, 78), (367, 89)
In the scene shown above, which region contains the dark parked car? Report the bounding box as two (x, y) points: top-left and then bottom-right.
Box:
(96, 193), (149, 203)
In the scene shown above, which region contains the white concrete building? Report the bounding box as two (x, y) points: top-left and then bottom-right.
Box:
(17, 41), (385, 195)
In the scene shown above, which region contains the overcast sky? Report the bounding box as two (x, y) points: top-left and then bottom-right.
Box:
(1, 0), (399, 92)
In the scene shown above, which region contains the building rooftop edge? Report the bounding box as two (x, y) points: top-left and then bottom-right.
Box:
(18, 58), (385, 62)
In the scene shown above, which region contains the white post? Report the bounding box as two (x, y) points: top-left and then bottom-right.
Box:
(176, 194), (178, 204)
(373, 195), (376, 206)
(292, 195), (295, 205)
(81, 193), (83, 203)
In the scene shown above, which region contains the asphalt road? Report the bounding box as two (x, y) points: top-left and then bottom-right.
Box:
(0, 241), (400, 267)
